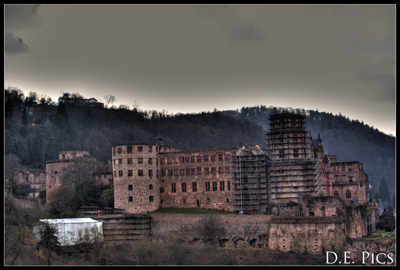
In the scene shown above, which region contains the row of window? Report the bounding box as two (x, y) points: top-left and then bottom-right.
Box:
(160, 154), (230, 164)
(114, 157), (157, 165)
(115, 169), (155, 177)
(160, 181), (231, 193)
(128, 195), (154, 202)
(114, 166), (231, 177)
(334, 190), (352, 199)
(161, 166), (230, 176)
(115, 145), (155, 155)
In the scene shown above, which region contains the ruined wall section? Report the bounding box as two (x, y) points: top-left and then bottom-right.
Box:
(112, 144), (161, 213)
(151, 213), (271, 247)
(45, 159), (74, 204)
(159, 148), (236, 211)
(268, 216), (346, 254)
(329, 161), (369, 204)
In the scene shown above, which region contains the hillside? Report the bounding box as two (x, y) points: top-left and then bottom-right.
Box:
(4, 89), (395, 201)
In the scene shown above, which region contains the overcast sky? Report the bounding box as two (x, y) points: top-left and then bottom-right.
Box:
(4, 4), (396, 136)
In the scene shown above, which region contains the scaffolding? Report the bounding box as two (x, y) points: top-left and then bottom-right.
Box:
(231, 145), (268, 214)
(266, 113), (321, 206)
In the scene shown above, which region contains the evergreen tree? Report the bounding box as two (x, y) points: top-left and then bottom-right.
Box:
(54, 102), (69, 129)
(21, 107), (28, 126)
(379, 178), (390, 204)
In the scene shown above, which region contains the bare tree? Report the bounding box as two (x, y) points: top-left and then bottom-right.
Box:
(104, 94), (117, 108)
(131, 99), (141, 111)
(198, 215), (226, 246)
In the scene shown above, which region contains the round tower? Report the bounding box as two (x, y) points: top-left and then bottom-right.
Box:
(112, 144), (160, 213)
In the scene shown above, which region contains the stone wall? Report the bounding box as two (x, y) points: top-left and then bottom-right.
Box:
(268, 216), (346, 254)
(150, 213), (271, 248)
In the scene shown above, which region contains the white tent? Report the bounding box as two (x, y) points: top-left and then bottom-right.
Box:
(33, 218), (103, 246)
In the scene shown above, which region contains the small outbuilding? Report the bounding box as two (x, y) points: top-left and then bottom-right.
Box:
(33, 218), (103, 246)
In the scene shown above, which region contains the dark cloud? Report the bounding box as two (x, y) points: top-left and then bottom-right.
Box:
(192, 5), (266, 45)
(5, 32), (29, 54)
(5, 5), (41, 30)
(5, 5), (41, 55)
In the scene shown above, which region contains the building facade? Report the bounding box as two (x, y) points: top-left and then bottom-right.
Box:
(111, 113), (371, 216)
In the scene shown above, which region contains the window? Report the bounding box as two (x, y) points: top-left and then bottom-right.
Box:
(204, 167), (210, 175)
(168, 158), (172, 164)
(148, 146), (152, 152)
(128, 170), (133, 176)
(191, 168), (195, 175)
(149, 196), (153, 202)
(225, 154), (230, 161)
(280, 150), (284, 158)
(204, 155), (209, 162)
(129, 196), (133, 202)
(227, 198), (229, 203)
(197, 156), (202, 162)
(225, 166), (230, 173)
(180, 169), (185, 176)
(161, 169), (165, 176)
(211, 167), (217, 174)
(160, 158), (165, 164)
(227, 181), (231, 191)
(182, 182), (186, 192)
(160, 187), (164, 193)
(118, 170), (123, 177)
(293, 149), (298, 158)
(341, 166), (345, 171)
(62, 154), (65, 159)
(197, 167), (202, 175)
(118, 159), (122, 164)
(174, 169), (178, 176)
(206, 198), (210, 204)
(168, 169), (173, 176)
(185, 157), (190, 163)
(138, 146), (143, 152)
(180, 157), (185, 163)
(149, 184), (153, 190)
(346, 190), (351, 199)
(186, 168), (190, 175)
(118, 147), (122, 154)
(138, 158), (143, 164)
(128, 185), (133, 190)
(149, 170), (153, 177)
(334, 191), (339, 196)
(205, 182), (210, 191)
(211, 155), (215, 161)
(191, 156), (195, 163)
(127, 146), (132, 153)
(218, 155), (223, 161)
(54, 171), (58, 175)
(220, 181), (225, 191)
(128, 158), (132, 164)
(212, 181), (218, 191)
(309, 212), (314, 216)
(114, 171), (116, 177)
(138, 170), (143, 176)
(171, 183), (176, 193)
(348, 177), (353, 183)
(192, 182), (197, 192)
(183, 199), (186, 204)
(218, 167), (223, 174)
(148, 158), (153, 164)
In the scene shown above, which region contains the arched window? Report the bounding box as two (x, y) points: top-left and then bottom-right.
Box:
(346, 190), (351, 199)
(334, 191), (339, 196)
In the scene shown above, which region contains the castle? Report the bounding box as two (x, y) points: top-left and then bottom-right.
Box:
(46, 112), (376, 239)
(111, 113), (370, 214)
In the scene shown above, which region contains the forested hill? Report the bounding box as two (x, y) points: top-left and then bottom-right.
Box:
(222, 106), (395, 195)
(4, 88), (395, 195)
